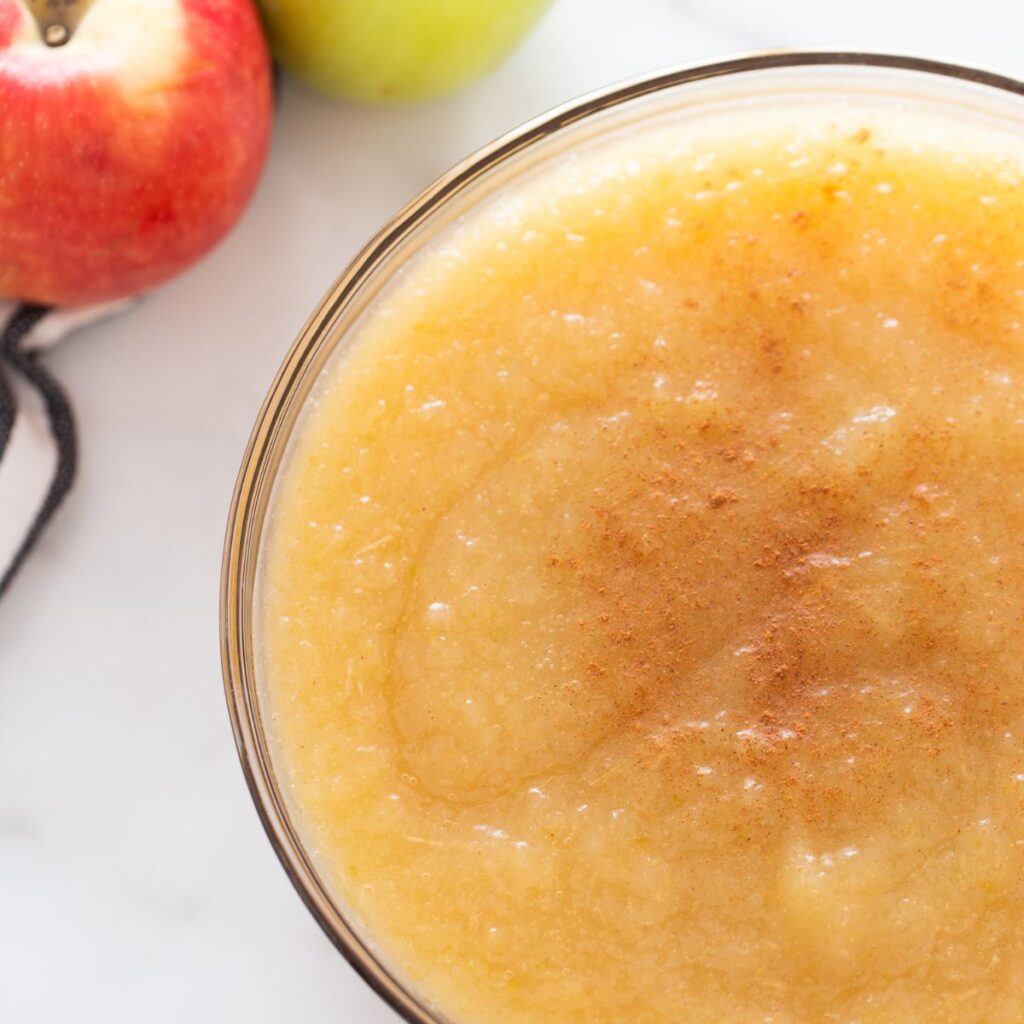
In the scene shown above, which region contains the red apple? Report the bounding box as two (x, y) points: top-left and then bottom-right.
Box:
(0, 0), (272, 307)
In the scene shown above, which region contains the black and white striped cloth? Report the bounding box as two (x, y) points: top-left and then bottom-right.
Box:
(0, 300), (133, 598)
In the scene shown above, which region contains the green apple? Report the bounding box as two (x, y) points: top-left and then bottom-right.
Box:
(257, 0), (554, 103)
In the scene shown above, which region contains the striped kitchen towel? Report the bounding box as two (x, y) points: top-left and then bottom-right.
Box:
(0, 300), (134, 599)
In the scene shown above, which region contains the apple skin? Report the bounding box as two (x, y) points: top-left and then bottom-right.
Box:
(258, 0), (552, 103)
(0, 0), (272, 307)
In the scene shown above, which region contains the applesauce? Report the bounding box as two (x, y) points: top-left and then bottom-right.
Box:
(260, 104), (1024, 1022)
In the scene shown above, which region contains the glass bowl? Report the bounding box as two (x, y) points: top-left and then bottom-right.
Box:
(221, 52), (1024, 1024)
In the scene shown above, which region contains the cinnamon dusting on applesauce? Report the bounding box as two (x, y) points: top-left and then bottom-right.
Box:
(543, 285), (1012, 834)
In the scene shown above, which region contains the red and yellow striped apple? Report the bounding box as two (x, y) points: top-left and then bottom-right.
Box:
(0, 0), (272, 307)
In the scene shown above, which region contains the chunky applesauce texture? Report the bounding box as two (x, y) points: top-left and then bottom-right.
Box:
(262, 106), (1024, 1023)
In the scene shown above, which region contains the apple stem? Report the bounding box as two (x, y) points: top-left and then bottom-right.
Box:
(22, 0), (98, 47)
(43, 23), (68, 46)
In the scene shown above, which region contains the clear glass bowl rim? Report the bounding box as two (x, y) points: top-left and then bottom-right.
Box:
(220, 50), (1024, 1024)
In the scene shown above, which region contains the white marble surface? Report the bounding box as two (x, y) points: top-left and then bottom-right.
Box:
(2, 1), (1022, 1021)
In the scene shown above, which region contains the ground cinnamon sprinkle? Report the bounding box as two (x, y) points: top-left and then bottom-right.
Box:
(544, 229), (1023, 837)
